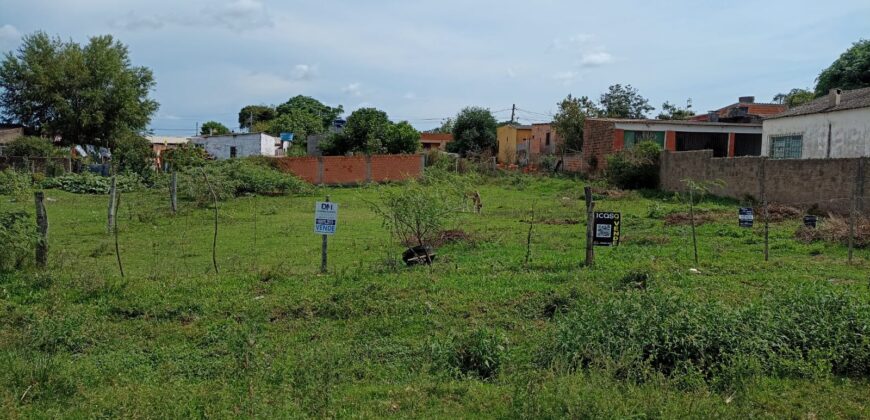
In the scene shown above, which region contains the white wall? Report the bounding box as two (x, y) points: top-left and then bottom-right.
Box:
(192, 133), (279, 160)
(762, 108), (870, 158)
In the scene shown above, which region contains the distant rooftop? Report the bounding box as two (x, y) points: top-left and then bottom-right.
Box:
(766, 87), (870, 119)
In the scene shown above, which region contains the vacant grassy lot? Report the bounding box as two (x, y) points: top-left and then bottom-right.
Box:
(1, 173), (869, 418)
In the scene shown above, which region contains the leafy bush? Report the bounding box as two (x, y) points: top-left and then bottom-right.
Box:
(606, 141), (660, 189)
(0, 211), (37, 271)
(369, 180), (457, 249)
(41, 172), (142, 194)
(5, 136), (56, 157)
(163, 144), (210, 170)
(180, 159), (311, 205)
(547, 286), (870, 387)
(0, 169), (32, 195)
(113, 132), (155, 178)
(431, 328), (506, 380)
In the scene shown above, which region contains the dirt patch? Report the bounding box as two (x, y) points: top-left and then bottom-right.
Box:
(404, 229), (474, 248)
(755, 203), (802, 222)
(592, 187), (631, 199)
(541, 218), (580, 225)
(664, 211), (725, 227)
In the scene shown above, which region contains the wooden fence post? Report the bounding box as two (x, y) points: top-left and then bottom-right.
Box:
(584, 186), (595, 267)
(170, 171), (178, 214)
(107, 176), (117, 233)
(34, 191), (48, 268)
(760, 158), (769, 262)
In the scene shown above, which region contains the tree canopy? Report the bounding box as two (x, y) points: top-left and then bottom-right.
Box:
(238, 105), (276, 129)
(276, 96), (344, 131)
(320, 107), (419, 155)
(200, 121), (230, 136)
(773, 88), (815, 108)
(552, 94), (600, 153)
(815, 39), (870, 96)
(447, 107), (498, 157)
(0, 31), (158, 147)
(656, 101), (695, 120)
(599, 84), (654, 119)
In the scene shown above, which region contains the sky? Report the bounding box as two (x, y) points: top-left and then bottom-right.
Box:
(1, 0), (869, 135)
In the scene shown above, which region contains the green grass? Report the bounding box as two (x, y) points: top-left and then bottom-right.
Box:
(1, 173), (869, 418)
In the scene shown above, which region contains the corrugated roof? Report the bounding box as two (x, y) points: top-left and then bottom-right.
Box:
(766, 87), (870, 119)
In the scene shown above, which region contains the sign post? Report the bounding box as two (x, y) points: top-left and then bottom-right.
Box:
(738, 207), (754, 228)
(592, 212), (621, 247)
(803, 215), (818, 228)
(315, 197), (338, 273)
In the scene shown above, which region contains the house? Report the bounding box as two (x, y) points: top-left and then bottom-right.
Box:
(146, 136), (190, 170)
(0, 124), (24, 156)
(497, 125), (532, 164)
(581, 118), (763, 173)
(691, 96), (787, 123)
(420, 133), (453, 151)
(762, 87), (870, 159)
(530, 123), (562, 155)
(191, 132), (281, 160)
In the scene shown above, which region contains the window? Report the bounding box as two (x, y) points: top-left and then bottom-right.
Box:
(230, 146), (238, 159)
(769, 134), (802, 159)
(624, 130), (665, 149)
(545, 132), (551, 146)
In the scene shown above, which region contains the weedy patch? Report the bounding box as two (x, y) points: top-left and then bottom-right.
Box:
(430, 328), (507, 380)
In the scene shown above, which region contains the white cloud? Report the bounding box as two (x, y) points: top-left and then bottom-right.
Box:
(552, 71), (580, 85)
(0, 24), (21, 50)
(210, 0), (273, 30)
(238, 72), (300, 95)
(111, 0), (272, 32)
(290, 64), (317, 81)
(342, 82), (362, 97)
(579, 51), (613, 67)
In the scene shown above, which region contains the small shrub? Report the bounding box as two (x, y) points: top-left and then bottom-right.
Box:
(163, 144), (210, 170)
(180, 159), (311, 206)
(40, 172), (142, 194)
(5, 136), (56, 157)
(0, 211), (37, 271)
(113, 132), (155, 178)
(369, 180), (457, 251)
(431, 328), (506, 380)
(0, 169), (32, 195)
(606, 141), (660, 189)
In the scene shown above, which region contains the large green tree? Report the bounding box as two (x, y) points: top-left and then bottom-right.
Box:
(200, 121), (230, 136)
(599, 84), (654, 119)
(447, 107), (498, 157)
(238, 105), (276, 129)
(815, 39), (870, 96)
(320, 108), (419, 155)
(276, 96), (343, 131)
(267, 109), (322, 140)
(0, 31), (158, 147)
(773, 88), (815, 108)
(385, 121), (420, 154)
(656, 101), (695, 120)
(552, 94), (600, 153)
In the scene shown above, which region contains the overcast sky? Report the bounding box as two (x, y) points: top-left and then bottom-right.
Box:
(2, 0), (869, 134)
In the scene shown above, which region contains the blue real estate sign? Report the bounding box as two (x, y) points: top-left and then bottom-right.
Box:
(314, 202), (338, 235)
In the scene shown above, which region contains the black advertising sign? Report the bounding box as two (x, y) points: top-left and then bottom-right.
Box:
(803, 215), (818, 228)
(738, 207), (754, 228)
(593, 212), (621, 247)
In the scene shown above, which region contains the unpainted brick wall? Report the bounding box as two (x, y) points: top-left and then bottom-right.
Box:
(562, 153), (583, 173)
(274, 154), (424, 185)
(660, 150), (868, 215)
(581, 119), (616, 174)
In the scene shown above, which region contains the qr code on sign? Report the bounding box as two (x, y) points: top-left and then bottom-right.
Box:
(596, 224), (612, 238)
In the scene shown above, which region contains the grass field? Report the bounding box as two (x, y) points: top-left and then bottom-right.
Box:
(1, 172), (869, 418)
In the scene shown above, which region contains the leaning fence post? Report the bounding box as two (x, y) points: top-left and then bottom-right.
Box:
(34, 191), (48, 268)
(584, 186), (595, 267)
(107, 175), (117, 233)
(170, 170), (178, 214)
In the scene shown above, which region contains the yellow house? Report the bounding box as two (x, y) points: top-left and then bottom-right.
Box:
(497, 125), (533, 164)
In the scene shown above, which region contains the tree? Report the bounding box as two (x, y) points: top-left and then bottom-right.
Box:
(552, 94), (600, 152)
(385, 121), (420, 154)
(815, 39), (870, 97)
(447, 107), (498, 157)
(267, 109), (322, 140)
(200, 121), (230, 136)
(320, 108), (391, 155)
(656, 101), (695, 120)
(238, 105), (276, 129)
(599, 84), (654, 119)
(773, 88), (815, 108)
(113, 132), (154, 177)
(0, 31), (158, 147)
(431, 118), (454, 134)
(276, 95), (343, 132)
(5, 136), (55, 157)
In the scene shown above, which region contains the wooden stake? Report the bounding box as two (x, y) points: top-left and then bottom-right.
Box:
(114, 190), (124, 278)
(849, 191), (856, 264)
(321, 195), (330, 274)
(584, 186), (595, 267)
(107, 175), (117, 233)
(200, 168), (219, 274)
(34, 191), (48, 268)
(689, 187), (699, 265)
(760, 158), (769, 262)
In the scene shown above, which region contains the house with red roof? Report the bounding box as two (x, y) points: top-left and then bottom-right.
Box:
(691, 96), (786, 124)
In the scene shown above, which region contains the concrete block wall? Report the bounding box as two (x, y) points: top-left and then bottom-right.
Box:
(274, 154), (424, 185)
(660, 150), (868, 214)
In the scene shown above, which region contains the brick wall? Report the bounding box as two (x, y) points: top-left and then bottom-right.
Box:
(581, 119), (616, 174)
(274, 154), (424, 185)
(660, 150), (868, 214)
(562, 153), (583, 173)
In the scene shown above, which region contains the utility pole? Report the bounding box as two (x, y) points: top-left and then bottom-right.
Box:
(510, 104), (516, 124)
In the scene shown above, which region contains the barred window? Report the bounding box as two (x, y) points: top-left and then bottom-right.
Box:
(769, 134), (802, 159)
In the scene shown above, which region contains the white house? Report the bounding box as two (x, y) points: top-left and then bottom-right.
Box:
(762, 87), (870, 159)
(191, 132), (281, 160)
